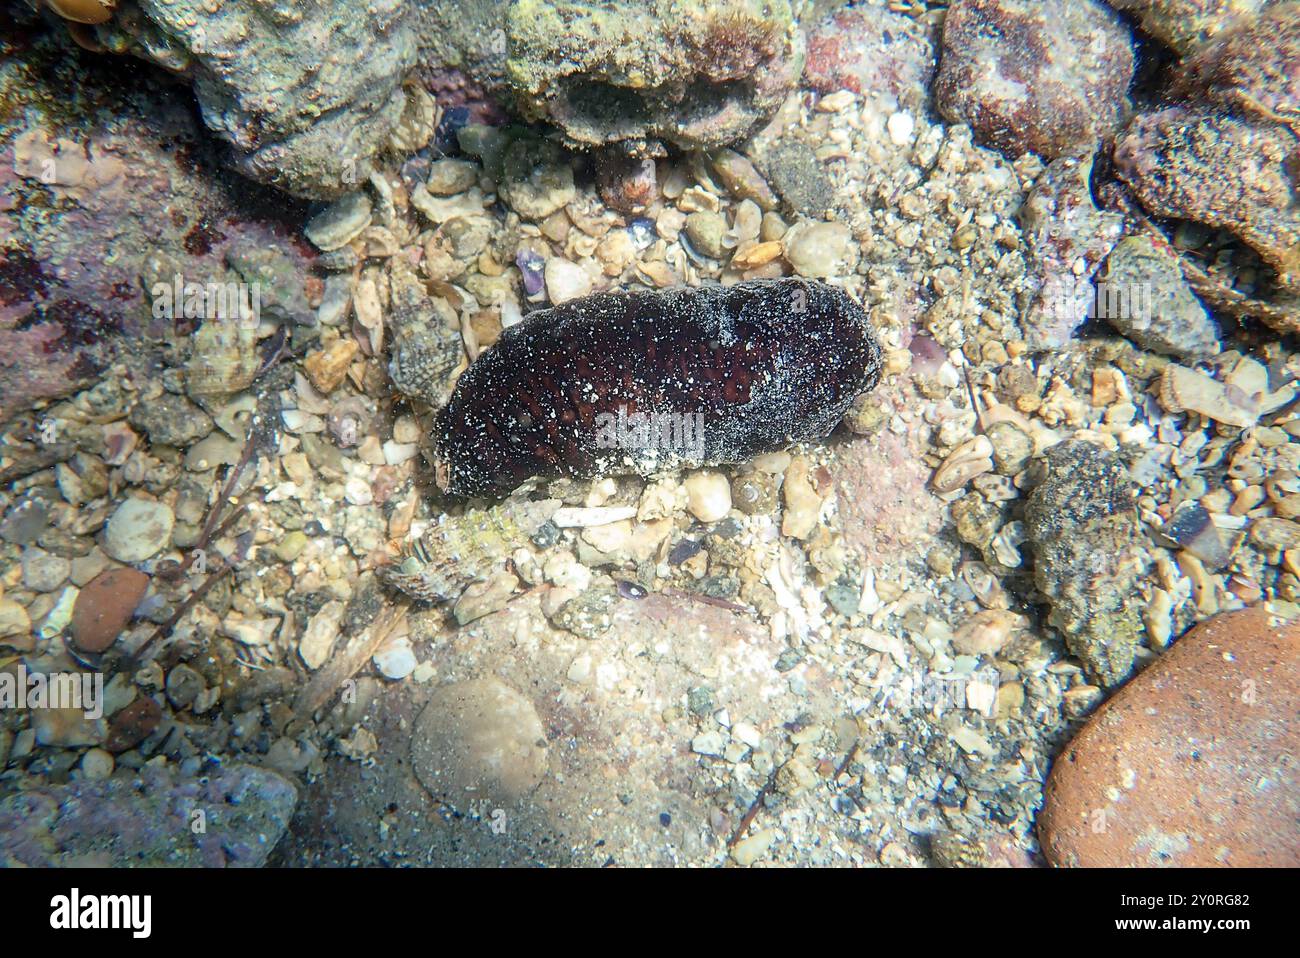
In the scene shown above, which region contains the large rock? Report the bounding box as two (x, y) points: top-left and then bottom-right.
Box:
(93, 0), (420, 198)
(504, 0), (805, 152)
(935, 0), (1135, 161)
(0, 763), (298, 867)
(1040, 606), (1299, 867)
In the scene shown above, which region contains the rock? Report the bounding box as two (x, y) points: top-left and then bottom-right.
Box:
(373, 638), (418, 680)
(708, 149), (779, 211)
(499, 138), (575, 220)
(544, 257), (594, 304)
(452, 571), (519, 625)
(550, 585), (618, 639)
(1114, 105), (1300, 333)
(783, 221), (856, 279)
(105, 696), (163, 754)
(0, 599), (32, 647)
(1020, 151), (1125, 350)
(803, 3), (936, 110)
(33, 708), (106, 748)
(0, 763), (298, 867)
(1024, 441), (1148, 687)
(1106, 0), (1272, 56)
(79, 748), (115, 781)
(300, 601), (344, 671)
(305, 192), (374, 250)
(128, 392), (214, 447)
(21, 547), (70, 593)
(731, 828), (775, 865)
(409, 678), (549, 810)
(1040, 606), (1299, 867)
(781, 457), (824, 540)
(69, 567), (150, 654)
(303, 338), (359, 394)
(103, 4), (417, 198)
(425, 158), (479, 196)
(935, 0), (1135, 161)
(504, 0), (804, 153)
(275, 531), (309, 563)
(102, 498), (174, 564)
(684, 471), (732, 523)
(762, 140), (835, 217)
(684, 212), (728, 259)
(595, 151), (659, 213)
(1100, 235), (1220, 360)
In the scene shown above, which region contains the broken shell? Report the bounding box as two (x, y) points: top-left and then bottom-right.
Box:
(46, 0), (115, 25)
(932, 435), (994, 494)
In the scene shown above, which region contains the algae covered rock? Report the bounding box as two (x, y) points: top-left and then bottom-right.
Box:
(1024, 440), (1149, 687)
(0, 763), (298, 867)
(504, 0), (805, 152)
(97, 0), (420, 198)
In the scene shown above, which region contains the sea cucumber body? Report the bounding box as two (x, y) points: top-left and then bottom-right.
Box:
(435, 278), (882, 497)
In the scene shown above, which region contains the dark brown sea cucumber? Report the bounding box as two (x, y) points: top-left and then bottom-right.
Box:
(434, 278), (883, 497)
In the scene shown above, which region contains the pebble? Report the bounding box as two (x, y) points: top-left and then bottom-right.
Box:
(70, 567), (150, 653)
(0, 598), (31, 644)
(684, 211), (727, 259)
(1101, 235), (1219, 361)
(1040, 606), (1299, 866)
(684, 471), (732, 523)
(409, 679), (548, 809)
(425, 158), (479, 196)
(79, 747), (114, 780)
(763, 141), (834, 217)
(372, 638), (418, 680)
(783, 221), (855, 278)
(128, 393), (214, 447)
(731, 828), (775, 866)
(33, 708), (106, 748)
(275, 531), (309, 563)
(305, 192), (373, 251)
(21, 547), (70, 593)
(299, 601), (344, 671)
(544, 257), (593, 305)
(102, 497), (174, 563)
(303, 338), (359, 394)
(708, 149), (778, 210)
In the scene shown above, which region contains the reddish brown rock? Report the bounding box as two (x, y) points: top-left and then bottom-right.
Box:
(105, 696), (163, 754)
(934, 0), (1135, 160)
(69, 567), (149, 653)
(1039, 606), (1299, 867)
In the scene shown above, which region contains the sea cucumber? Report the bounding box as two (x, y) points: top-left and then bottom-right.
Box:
(434, 278), (883, 497)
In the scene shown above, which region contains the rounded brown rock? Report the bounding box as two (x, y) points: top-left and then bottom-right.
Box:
(410, 678), (549, 810)
(69, 567), (150, 653)
(1039, 606), (1299, 867)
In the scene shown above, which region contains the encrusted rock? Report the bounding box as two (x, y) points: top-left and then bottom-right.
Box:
(935, 0), (1135, 161)
(504, 0), (805, 153)
(1024, 441), (1148, 687)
